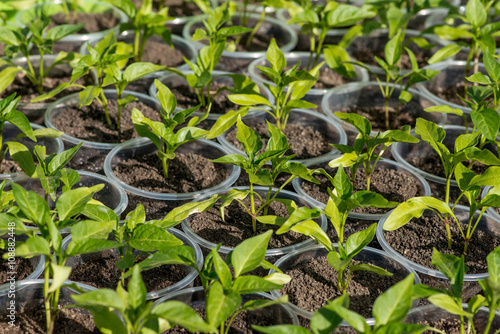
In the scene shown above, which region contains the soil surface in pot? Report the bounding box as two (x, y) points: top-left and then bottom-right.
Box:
(0, 251), (36, 284)
(121, 193), (190, 221)
(301, 165), (424, 215)
(413, 315), (496, 334)
(69, 252), (188, 292)
(0, 306), (98, 334)
(327, 217), (381, 249)
(215, 56), (253, 74)
(170, 82), (234, 115)
(188, 197), (310, 249)
(134, 39), (185, 67)
(280, 255), (403, 317)
(384, 214), (500, 274)
(114, 151), (230, 193)
(349, 35), (433, 70)
(49, 11), (119, 34)
(52, 99), (161, 143)
(225, 121), (332, 159)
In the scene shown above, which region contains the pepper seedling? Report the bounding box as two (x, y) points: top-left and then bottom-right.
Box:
(268, 166), (396, 293)
(328, 112), (419, 191)
(228, 38), (319, 131)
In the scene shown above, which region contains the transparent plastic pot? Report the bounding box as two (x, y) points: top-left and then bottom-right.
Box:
(0, 122), (64, 180)
(183, 14), (297, 58)
(217, 108), (347, 166)
(45, 89), (161, 174)
(61, 227), (202, 300)
(165, 0), (218, 35)
(322, 82), (446, 144)
(248, 52), (369, 112)
(269, 244), (421, 322)
(347, 29), (450, 77)
(0, 234), (45, 283)
(104, 138), (240, 200)
(292, 159), (432, 220)
(0, 279), (97, 329)
(404, 304), (500, 332)
(182, 186), (328, 257)
(417, 61), (488, 117)
(9, 170), (128, 234)
(79, 32), (197, 93)
(377, 204), (500, 281)
(153, 286), (299, 327)
(9, 55), (96, 125)
(482, 186), (500, 227)
(15, 0), (127, 53)
(150, 70), (274, 122)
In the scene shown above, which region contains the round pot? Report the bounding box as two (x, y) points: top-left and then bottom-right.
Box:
(0, 122), (64, 180)
(377, 205), (500, 281)
(61, 227), (202, 300)
(150, 70), (274, 122)
(248, 52), (369, 113)
(217, 108), (347, 166)
(15, 0), (127, 53)
(183, 14), (297, 69)
(417, 60), (488, 118)
(0, 279), (97, 330)
(269, 244), (421, 323)
(0, 234), (45, 284)
(104, 138), (240, 200)
(165, 0), (218, 36)
(322, 81), (446, 144)
(404, 304), (500, 332)
(482, 186), (500, 226)
(347, 29), (450, 78)
(45, 89), (161, 174)
(153, 286), (299, 327)
(292, 159), (432, 220)
(80, 32), (197, 94)
(182, 186), (328, 257)
(7, 55), (96, 125)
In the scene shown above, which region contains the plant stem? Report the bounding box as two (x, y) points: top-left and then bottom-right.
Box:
(0, 122), (4, 167)
(250, 182), (256, 233)
(246, 11), (265, 48)
(100, 91), (112, 127)
(263, 186), (272, 216)
(484, 310), (496, 334)
(384, 77), (390, 130)
(313, 29), (327, 68)
(162, 156), (170, 179)
(134, 30), (141, 62)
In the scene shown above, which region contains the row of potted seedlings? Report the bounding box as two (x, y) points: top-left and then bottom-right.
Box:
(1, 0), (500, 332)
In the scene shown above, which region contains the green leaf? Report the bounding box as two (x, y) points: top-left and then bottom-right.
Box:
(266, 38), (286, 74)
(310, 294), (349, 334)
(470, 108), (500, 141)
(484, 51), (500, 83)
(333, 165), (352, 200)
(232, 230), (272, 277)
(10, 182), (49, 226)
(15, 236), (51, 257)
(66, 239), (120, 257)
(46, 24), (84, 42)
(228, 94), (272, 107)
(211, 154), (250, 170)
(399, 90), (412, 104)
(428, 44), (463, 64)
(133, 246), (197, 274)
(71, 220), (115, 242)
(48, 263), (72, 293)
(161, 194), (219, 224)
(349, 263), (393, 276)
(425, 105), (463, 117)
(327, 4), (375, 28)
(373, 274), (414, 325)
(57, 185), (104, 221)
(385, 30), (403, 66)
(72, 289), (124, 310)
(466, 0), (487, 27)
(236, 117), (262, 161)
(128, 265), (147, 310)
(415, 118), (447, 159)
(324, 45), (356, 78)
(5, 110), (35, 142)
(431, 249), (465, 298)
(0, 68), (21, 97)
(7, 142), (36, 177)
(232, 276), (282, 294)
(487, 246), (500, 284)
(123, 63), (165, 83)
(466, 72), (492, 85)
(345, 224), (377, 258)
(429, 293), (472, 317)
(79, 86), (101, 107)
(206, 108), (249, 139)
(48, 142), (83, 174)
(129, 225), (183, 251)
(334, 112), (371, 136)
(323, 302), (370, 333)
(252, 325), (311, 334)
(206, 281), (241, 327)
(212, 248), (232, 289)
(469, 167), (500, 187)
(152, 301), (215, 333)
(291, 220), (332, 251)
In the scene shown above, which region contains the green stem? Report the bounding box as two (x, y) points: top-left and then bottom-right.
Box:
(250, 182), (256, 233)
(39, 52), (44, 94)
(313, 29), (327, 68)
(263, 186), (272, 216)
(134, 30), (141, 62)
(100, 91), (112, 128)
(0, 122), (4, 167)
(484, 309), (496, 334)
(384, 76), (390, 130)
(162, 156), (170, 179)
(246, 10), (265, 48)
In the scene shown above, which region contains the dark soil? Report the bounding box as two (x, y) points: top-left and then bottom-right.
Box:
(49, 11), (119, 34)
(0, 251), (36, 284)
(215, 56), (253, 74)
(113, 152), (230, 193)
(301, 165), (424, 215)
(293, 31), (344, 52)
(279, 255), (404, 317)
(384, 213), (500, 274)
(170, 82), (234, 115)
(68, 252), (188, 292)
(327, 217), (381, 249)
(154, 0), (205, 16)
(52, 99), (161, 143)
(349, 34), (435, 70)
(0, 160), (22, 175)
(226, 122), (332, 159)
(64, 145), (108, 174)
(121, 193), (190, 221)
(414, 314), (499, 334)
(188, 197), (311, 249)
(0, 306), (99, 334)
(136, 39), (185, 67)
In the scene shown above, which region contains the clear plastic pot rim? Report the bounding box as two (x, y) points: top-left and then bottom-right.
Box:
(392, 125), (478, 187)
(247, 52), (370, 96)
(268, 243), (421, 321)
(0, 278), (96, 295)
(217, 108), (347, 167)
(182, 13), (298, 58)
(104, 138), (241, 200)
(79, 33), (197, 73)
(376, 204), (500, 281)
(152, 286), (300, 325)
(347, 28), (452, 76)
(292, 159), (432, 220)
(15, 0), (127, 43)
(45, 89), (161, 150)
(0, 122), (64, 180)
(150, 70), (274, 121)
(61, 227), (203, 300)
(322, 81), (447, 135)
(416, 60), (488, 115)
(482, 186), (500, 226)
(406, 302), (500, 318)
(181, 186), (328, 256)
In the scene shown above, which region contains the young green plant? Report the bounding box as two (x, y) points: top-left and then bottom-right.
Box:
(228, 38), (319, 131)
